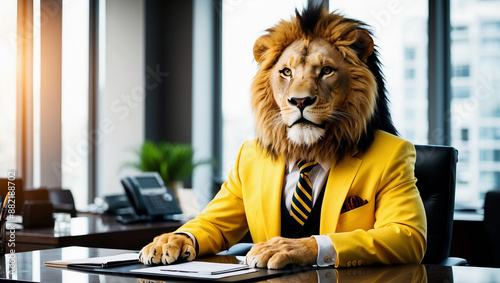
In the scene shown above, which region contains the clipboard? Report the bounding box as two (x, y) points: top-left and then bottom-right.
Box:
(46, 253), (317, 282)
(130, 261), (257, 279)
(44, 253), (140, 269)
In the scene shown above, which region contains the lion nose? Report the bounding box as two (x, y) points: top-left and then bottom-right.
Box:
(288, 96), (317, 112)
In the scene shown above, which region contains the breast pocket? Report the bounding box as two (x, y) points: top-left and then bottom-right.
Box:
(336, 201), (375, 232)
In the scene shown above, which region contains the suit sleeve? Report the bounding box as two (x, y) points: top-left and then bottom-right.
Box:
(174, 142), (249, 256)
(329, 140), (427, 267)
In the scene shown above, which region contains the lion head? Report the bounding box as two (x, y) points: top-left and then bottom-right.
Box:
(251, 4), (397, 163)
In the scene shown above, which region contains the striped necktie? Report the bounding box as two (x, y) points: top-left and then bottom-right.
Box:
(291, 160), (318, 226)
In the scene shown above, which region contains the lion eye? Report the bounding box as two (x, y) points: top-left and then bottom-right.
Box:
(320, 66), (334, 76)
(280, 67), (292, 77)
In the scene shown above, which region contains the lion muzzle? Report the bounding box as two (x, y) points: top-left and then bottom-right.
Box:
(288, 96), (317, 112)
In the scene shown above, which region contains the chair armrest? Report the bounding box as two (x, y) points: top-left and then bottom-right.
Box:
(431, 257), (468, 266)
(217, 243), (254, 256)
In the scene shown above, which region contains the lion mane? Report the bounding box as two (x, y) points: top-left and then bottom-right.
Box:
(250, 4), (397, 163)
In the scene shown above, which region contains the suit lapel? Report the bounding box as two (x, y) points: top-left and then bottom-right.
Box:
(320, 156), (362, 234)
(259, 155), (285, 240)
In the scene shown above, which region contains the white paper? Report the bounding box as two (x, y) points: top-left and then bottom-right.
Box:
(45, 253), (139, 268)
(161, 261), (249, 274)
(131, 261), (257, 279)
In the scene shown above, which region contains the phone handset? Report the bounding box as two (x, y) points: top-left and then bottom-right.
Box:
(121, 177), (147, 215)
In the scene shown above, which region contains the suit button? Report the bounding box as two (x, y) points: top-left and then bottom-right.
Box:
(347, 261), (352, 267)
(352, 260), (357, 266)
(358, 260), (363, 266)
(324, 256), (331, 263)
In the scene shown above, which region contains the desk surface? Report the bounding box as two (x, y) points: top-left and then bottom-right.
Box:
(12, 214), (183, 252)
(453, 210), (484, 221)
(1, 247), (500, 283)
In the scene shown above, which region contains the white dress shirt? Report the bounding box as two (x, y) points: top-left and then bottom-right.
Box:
(284, 160), (337, 267)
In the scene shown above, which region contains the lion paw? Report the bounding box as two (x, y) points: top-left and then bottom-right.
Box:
(245, 236), (318, 269)
(139, 233), (196, 265)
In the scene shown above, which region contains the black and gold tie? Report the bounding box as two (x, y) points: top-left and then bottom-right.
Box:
(291, 160), (318, 226)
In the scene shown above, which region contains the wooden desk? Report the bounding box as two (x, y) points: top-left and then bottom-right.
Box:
(2, 247), (500, 282)
(11, 214), (183, 252)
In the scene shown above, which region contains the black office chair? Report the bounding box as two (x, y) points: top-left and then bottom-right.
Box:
(47, 188), (77, 217)
(483, 190), (500, 267)
(22, 187), (54, 228)
(414, 145), (467, 266)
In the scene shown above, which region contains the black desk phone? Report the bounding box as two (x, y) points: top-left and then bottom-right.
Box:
(120, 172), (182, 217)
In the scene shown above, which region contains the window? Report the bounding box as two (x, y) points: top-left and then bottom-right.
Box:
(480, 91), (500, 117)
(329, 0), (429, 144)
(405, 47), (416, 60)
(31, 1), (92, 210)
(480, 56), (500, 74)
(461, 128), (469, 141)
(480, 150), (500, 162)
(481, 21), (500, 33)
(480, 127), (500, 140)
(221, 0), (308, 176)
(6, 0), (144, 211)
(452, 25), (468, 38)
(480, 171), (500, 192)
(459, 150), (470, 164)
(451, 0), (500, 209)
(0, 0), (17, 176)
(61, 0), (90, 209)
(452, 65), (470, 78)
(453, 87), (471, 99)
(451, 39), (469, 62)
(405, 68), (416, 80)
(482, 38), (500, 50)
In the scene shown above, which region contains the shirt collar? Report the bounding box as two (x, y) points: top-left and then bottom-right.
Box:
(287, 159), (332, 173)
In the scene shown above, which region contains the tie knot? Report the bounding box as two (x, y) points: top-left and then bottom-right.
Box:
(296, 160), (318, 174)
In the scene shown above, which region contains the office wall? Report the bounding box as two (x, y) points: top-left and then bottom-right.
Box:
(97, 0), (145, 196)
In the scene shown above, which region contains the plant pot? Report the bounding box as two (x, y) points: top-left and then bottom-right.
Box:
(167, 181), (183, 205)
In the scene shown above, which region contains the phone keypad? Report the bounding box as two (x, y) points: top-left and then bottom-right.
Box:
(144, 194), (182, 215)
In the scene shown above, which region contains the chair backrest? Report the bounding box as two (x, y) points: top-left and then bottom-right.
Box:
(48, 188), (77, 217)
(414, 145), (458, 264)
(484, 190), (500, 267)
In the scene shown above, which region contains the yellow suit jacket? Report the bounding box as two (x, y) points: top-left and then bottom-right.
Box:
(178, 130), (427, 268)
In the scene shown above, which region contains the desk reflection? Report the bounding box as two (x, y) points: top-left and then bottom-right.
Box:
(263, 264), (426, 283)
(3, 247), (500, 283)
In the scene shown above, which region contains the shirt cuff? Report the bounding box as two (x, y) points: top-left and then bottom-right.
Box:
(313, 235), (337, 267)
(316, 269), (337, 283)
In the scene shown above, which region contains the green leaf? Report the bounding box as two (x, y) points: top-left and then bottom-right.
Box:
(123, 140), (213, 184)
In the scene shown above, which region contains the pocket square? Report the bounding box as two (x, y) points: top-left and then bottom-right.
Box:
(341, 195), (368, 214)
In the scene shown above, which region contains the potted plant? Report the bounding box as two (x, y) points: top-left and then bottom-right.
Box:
(128, 140), (210, 201)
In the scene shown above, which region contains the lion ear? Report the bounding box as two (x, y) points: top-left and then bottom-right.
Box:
(253, 36), (269, 63)
(346, 30), (374, 63)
